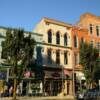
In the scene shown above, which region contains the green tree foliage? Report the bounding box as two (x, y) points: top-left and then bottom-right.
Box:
(93, 58), (100, 83)
(79, 42), (99, 88)
(2, 28), (35, 99)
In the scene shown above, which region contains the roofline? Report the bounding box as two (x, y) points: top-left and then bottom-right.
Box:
(41, 17), (72, 28)
(80, 12), (100, 20)
(0, 26), (43, 36)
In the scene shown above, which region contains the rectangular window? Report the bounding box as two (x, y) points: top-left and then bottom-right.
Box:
(1, 41), (7, 59)
(56, 50), (60, 64)
(36, 47), (43, 64)
(74, 53), (79, 65)
(96, 26), (99, 37)
(96, 42), (100, 52)
(47, 49), (52, 64)
(89, 24), (93, 34)
(90, 40), (94, 47)
(64, 51), (68, 64)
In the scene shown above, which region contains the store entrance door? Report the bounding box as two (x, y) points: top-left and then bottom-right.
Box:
(52, 80), (62, 96)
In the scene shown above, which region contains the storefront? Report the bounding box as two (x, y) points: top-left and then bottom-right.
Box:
(44, 69), (73, 96)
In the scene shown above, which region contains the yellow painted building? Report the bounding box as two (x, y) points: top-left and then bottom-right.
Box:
(34, 18), (74, 96)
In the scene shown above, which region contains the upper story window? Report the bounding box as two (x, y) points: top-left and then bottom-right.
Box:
(47, 49), (52, 64)
(81, 37), (85, 43)
(96, 42), (100, 49)
(48, 29), (52, 43)
(89, 24), (93, 34)
(96, 42), (100, 52)
(64, 33), (68, 46)
(64, 51), (68, 65)
(36, 47), (43, 64)
(90, 40), (94, 47)
(1, 41), (7, 59)
(74, 35), (78, 48)
(56, 50), (60, 64)
(96, 26), (99, 37)
(56, 31), (60, 45)
(74, 53), (79, 65)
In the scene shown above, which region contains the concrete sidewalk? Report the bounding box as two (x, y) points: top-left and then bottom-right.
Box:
(0, 95), (75, 100)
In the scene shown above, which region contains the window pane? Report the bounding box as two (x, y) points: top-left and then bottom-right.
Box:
(47, 49), (52, 64)
(74, 35), (78, 48)
(96, 26), (99, 37)
(48, 30), (52, 43)
(64, 51), (68, 64)
(56, 32), (60, 44)
(56, 50), (60, 64)
(89, 24), (93, 34)
(64, 34), (68, 46)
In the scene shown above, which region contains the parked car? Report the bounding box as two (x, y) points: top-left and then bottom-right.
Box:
(83, 88), (100, 100)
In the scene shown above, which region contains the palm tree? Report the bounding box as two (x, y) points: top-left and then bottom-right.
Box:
(2, 28), (35, 100)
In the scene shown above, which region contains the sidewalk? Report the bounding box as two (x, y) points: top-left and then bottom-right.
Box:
(0, 95), (75, 100)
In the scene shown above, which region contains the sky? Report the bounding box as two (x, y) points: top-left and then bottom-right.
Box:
(0, 0), (100, 31)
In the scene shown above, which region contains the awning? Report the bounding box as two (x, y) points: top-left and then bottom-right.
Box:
(76, 71), (85, 80)
(64, 69), (72, 76)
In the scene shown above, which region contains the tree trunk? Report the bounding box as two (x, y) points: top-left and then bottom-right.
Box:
(12, 73), (17, 100)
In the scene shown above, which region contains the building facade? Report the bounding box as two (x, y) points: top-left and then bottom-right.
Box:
(34, 18), (73, 96)
(72, 13), (100, 92)
(0, 12), (100, 96)
(77, 13), (100, 50)
(0, 27), (44, 95)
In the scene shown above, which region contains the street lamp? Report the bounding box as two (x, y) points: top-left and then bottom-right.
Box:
(72, 51), (75, 97)
(62, 65), (64, 95)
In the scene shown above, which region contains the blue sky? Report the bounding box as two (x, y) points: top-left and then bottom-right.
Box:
(0, 0), (99, 31)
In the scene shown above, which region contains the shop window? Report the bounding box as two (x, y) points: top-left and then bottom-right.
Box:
(47, 49), (52, 64)
(96, 26), (99, 37)
(48, 29), (52, 43)
(56, 31), (60, 45)
(56, 50), (60, 64)
(64, 51), (68, 64)
(64, 33), (68, 46)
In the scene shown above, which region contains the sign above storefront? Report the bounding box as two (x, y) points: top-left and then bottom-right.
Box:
(52, 72), (60, 78)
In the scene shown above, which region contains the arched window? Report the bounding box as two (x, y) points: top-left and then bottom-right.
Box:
(56, 50), (60, 64)
(56, 31), (60, 44)
(47, 49), (52, 64)
(89, 24), (93, 34)
(48, 29), (52, 43)
(74, 35), (78, 48)
(96, 26), (99, 37)
(64, 33), (68, 46)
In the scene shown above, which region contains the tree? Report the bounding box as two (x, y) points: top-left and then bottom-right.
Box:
(93, 58), (100, 83)
(79, 42), (99, 89)
(2, 28), (35, 100)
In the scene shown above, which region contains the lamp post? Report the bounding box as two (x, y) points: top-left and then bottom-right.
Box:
(72, 51), (75, 97)
(62, 65), (64, 95)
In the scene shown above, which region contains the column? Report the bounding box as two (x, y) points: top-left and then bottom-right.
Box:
(64, 80), (67, 96)
(69, 80), (73, 95)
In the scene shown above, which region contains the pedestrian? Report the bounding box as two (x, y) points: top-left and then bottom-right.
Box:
(9, 86), (13, 97)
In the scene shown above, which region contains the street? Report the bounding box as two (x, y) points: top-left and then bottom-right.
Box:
(0, 96), (75, 100)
